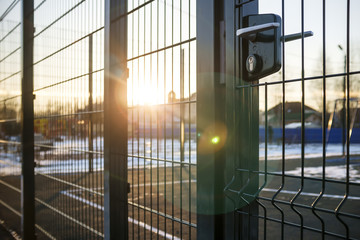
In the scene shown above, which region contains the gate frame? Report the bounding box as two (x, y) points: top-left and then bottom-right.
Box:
(197, 0), (260, 239)
(225, 1), (260, 239)
(196, 0), (227, 238)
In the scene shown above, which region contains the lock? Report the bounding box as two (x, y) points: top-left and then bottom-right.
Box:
(246, 54), (262, 74)
(237, 14), (313, 81)
(238, 14), (281, 81)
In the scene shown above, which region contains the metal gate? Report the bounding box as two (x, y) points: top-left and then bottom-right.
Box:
(125, 0), (197, 239)
(197, 0), (360, 239)
(0, 0), (197, 239)
(1, 0), (360, 239)
(0, 0), (22, 237)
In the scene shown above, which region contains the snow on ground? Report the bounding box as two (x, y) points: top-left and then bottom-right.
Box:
(285, 164), (360, 183)
(1, 138), (360, 179)
(259, 143), (360, 160)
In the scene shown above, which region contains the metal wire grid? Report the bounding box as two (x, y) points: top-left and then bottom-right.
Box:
(230, 0), (360, 239)
(126, 0), (196, 239)
(1, 0), (197, 239)
(0, 0), (23, 236)
(32, 0), (105, 238)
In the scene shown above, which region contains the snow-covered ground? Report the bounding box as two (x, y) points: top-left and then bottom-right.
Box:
(286, 165), (360, 183)
(259, 143), (360, 160)
(1, 138), (360, 179)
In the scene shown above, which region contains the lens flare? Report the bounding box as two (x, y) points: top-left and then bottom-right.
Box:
(211, 136), (220, 144)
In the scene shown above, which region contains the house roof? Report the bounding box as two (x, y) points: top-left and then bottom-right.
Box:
(268, 102), (319, 115)
(267, 102), (321, 124)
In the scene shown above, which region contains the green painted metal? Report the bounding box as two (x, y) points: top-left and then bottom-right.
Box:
(196, 0), (227, 239)
(104, 0), (128, 239)
(222, 0), (260, 239)
(21, 0), (35, 238)
(197, 0), (260, 239)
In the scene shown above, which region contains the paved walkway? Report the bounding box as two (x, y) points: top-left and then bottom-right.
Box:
(0, 225), (14, 240)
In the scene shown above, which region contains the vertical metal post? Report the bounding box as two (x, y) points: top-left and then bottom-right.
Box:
(104, 0), (128, 239)
(223, 1), (237, 239)
(21, 0), (35, 239)
(197, 0), (228, 239)
(237, 1), (259, 239)
(88, 34), (93, 173)
(338, 44), (346, 157)
(342, 55), (346, 157)
(180, 49), (185, 163)
(223, 0), (259, 239)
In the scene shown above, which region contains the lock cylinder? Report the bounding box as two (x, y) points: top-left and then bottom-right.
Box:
(246, 54), (262, 74)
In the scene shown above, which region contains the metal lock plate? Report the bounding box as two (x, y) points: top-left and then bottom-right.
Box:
(241, 14), (282, 81)
(238, 14), (313, 81)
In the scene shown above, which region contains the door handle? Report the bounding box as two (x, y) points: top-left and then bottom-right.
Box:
(281, 31), (313, 42)
(236, 22), (280, 41)
(237, 24), (313, 43)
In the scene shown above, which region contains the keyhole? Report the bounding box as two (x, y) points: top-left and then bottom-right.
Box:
(246, 54), (258, 73)
(248, 56), (254, 71)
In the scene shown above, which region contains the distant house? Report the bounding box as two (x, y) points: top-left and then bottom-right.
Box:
(266, 102), (321, 127)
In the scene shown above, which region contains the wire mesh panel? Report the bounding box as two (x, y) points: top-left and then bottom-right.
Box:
(126, 0), (197, 239)
(0, 0), (22, 236)
(32, 0), (105, 238)
(225, 0), (360, 239)
(1, 0), (198, 238)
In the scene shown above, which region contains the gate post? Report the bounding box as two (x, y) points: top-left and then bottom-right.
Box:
(223, 1), (259, 239)
(88, 34), (93, 173)
(196, 0), (228, 239)
(197, 0), (260, 239)
(104, 0), (128, 239)
(21, 0), (35, 239)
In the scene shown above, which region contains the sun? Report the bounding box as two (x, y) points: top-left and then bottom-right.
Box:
(128, 84), (162, 106)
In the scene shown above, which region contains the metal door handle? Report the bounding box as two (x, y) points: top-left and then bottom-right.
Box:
(236, 22), (280, 41)
(237, 23), (313, 43)
(281, 31), (314, 42)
